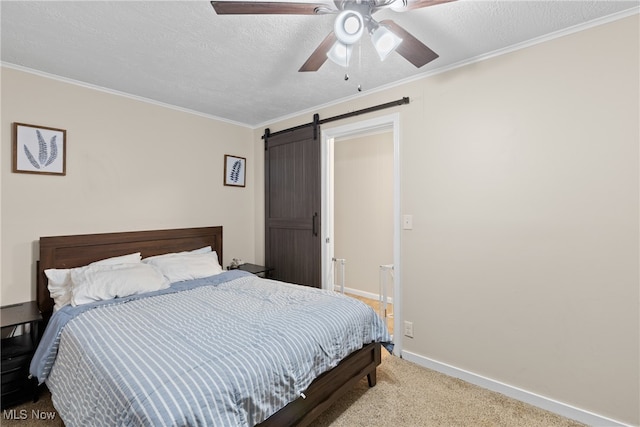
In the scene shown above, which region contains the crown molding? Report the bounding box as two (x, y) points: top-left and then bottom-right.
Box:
(1, 62), (254, 129)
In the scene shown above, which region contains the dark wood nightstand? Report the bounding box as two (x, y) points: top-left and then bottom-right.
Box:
(232, 263), (274, 278)
(1, 301), (42, 409)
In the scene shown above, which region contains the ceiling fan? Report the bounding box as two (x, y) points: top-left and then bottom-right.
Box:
(210, 0), (455, 72)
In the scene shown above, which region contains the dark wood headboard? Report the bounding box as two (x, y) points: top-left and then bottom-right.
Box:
(38, 226), (223, 321)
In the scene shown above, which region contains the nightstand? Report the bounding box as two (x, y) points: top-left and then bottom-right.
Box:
(233, 263), (274, 278)
(1, 301), (42, 409)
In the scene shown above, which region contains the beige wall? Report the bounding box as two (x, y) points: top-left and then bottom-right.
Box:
(1, 13), (637, 426)
(1, 67), (256, 305)
(334, 131), (394, 296)
(255, 16), (639, 425)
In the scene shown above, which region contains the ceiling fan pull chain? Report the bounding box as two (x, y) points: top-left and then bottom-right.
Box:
(358, 41), (363, 91)
(346, 42), (349, 68)
(345, 40), (352, 81)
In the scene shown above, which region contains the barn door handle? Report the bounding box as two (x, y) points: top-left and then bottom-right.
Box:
(312, 212), (318, 236)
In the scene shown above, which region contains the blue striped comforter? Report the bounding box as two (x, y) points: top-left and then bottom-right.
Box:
(32, 271), (392, 426)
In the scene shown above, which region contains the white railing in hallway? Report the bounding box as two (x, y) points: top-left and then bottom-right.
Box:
(332, 258), (346, 294)
(379, 264), (394, 319)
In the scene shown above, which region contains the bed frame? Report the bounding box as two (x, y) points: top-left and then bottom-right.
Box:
(37, 226), (381, 427)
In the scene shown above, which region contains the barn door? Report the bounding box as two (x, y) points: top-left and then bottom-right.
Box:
(264, 123), (321, 288)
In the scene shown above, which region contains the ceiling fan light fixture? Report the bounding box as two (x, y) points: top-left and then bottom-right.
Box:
(371, 25), (403, 61)
(388, 0), (408, 12)
(327, 41), (353, 67)
(334, 10), (364, 45)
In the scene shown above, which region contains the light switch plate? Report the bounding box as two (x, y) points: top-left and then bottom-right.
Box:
(403, 214), (413, 230)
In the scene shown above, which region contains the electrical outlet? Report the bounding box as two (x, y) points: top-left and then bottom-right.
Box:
(404, 321), (414, 338)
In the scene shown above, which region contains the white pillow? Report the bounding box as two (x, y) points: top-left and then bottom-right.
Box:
(92, 252), (142, 265)
(46, 252), (142, 311)
(142, 246), (213, 263)
(142, 251), (223, 283)
(190, 246), (212, 254)
(45, 269), (74, 310)
(70, 263), (169, 306)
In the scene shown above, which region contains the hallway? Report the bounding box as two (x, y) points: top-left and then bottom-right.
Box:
(346, 293), (394, 335)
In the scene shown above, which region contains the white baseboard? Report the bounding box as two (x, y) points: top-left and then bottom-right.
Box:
(401, 351), (632, 427)
(334, 286), (394, 304)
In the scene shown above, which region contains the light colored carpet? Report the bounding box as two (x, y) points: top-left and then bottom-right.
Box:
(2, 353), (585, 427)
(311, 352), (585, 427)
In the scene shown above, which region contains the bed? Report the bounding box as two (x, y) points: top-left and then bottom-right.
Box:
(32, 226), (392, 426)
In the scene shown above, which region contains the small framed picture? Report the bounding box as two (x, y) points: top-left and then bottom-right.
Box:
(224, 155), (246, 187)
(13, 122), (66, 176)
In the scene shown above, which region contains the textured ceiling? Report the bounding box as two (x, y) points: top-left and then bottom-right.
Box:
(1, 1), (638, 128)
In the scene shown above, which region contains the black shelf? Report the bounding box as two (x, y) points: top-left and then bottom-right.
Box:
(230, 263), (274, 277)
(1, 301), (42, 328)
(2, 334), (34, 359)
(1, 301), (42, 410)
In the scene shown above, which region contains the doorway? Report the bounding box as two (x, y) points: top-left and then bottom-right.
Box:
(321, 113), (402, 355)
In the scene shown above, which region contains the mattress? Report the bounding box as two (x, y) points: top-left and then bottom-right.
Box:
(31, 270), (392, 426)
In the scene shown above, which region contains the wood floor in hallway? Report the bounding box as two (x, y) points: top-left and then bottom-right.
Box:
(345, 293), (394, 336)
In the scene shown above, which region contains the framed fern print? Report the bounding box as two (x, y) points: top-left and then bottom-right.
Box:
(224, 154), (246, 187)
(13, 123), (66, 176)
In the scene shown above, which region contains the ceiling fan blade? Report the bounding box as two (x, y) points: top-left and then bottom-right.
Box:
(211, 1), (333, 15)
(380, 19), (438, 68)
(299, 31), (337, 72)
(399, 0), (456, 11)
